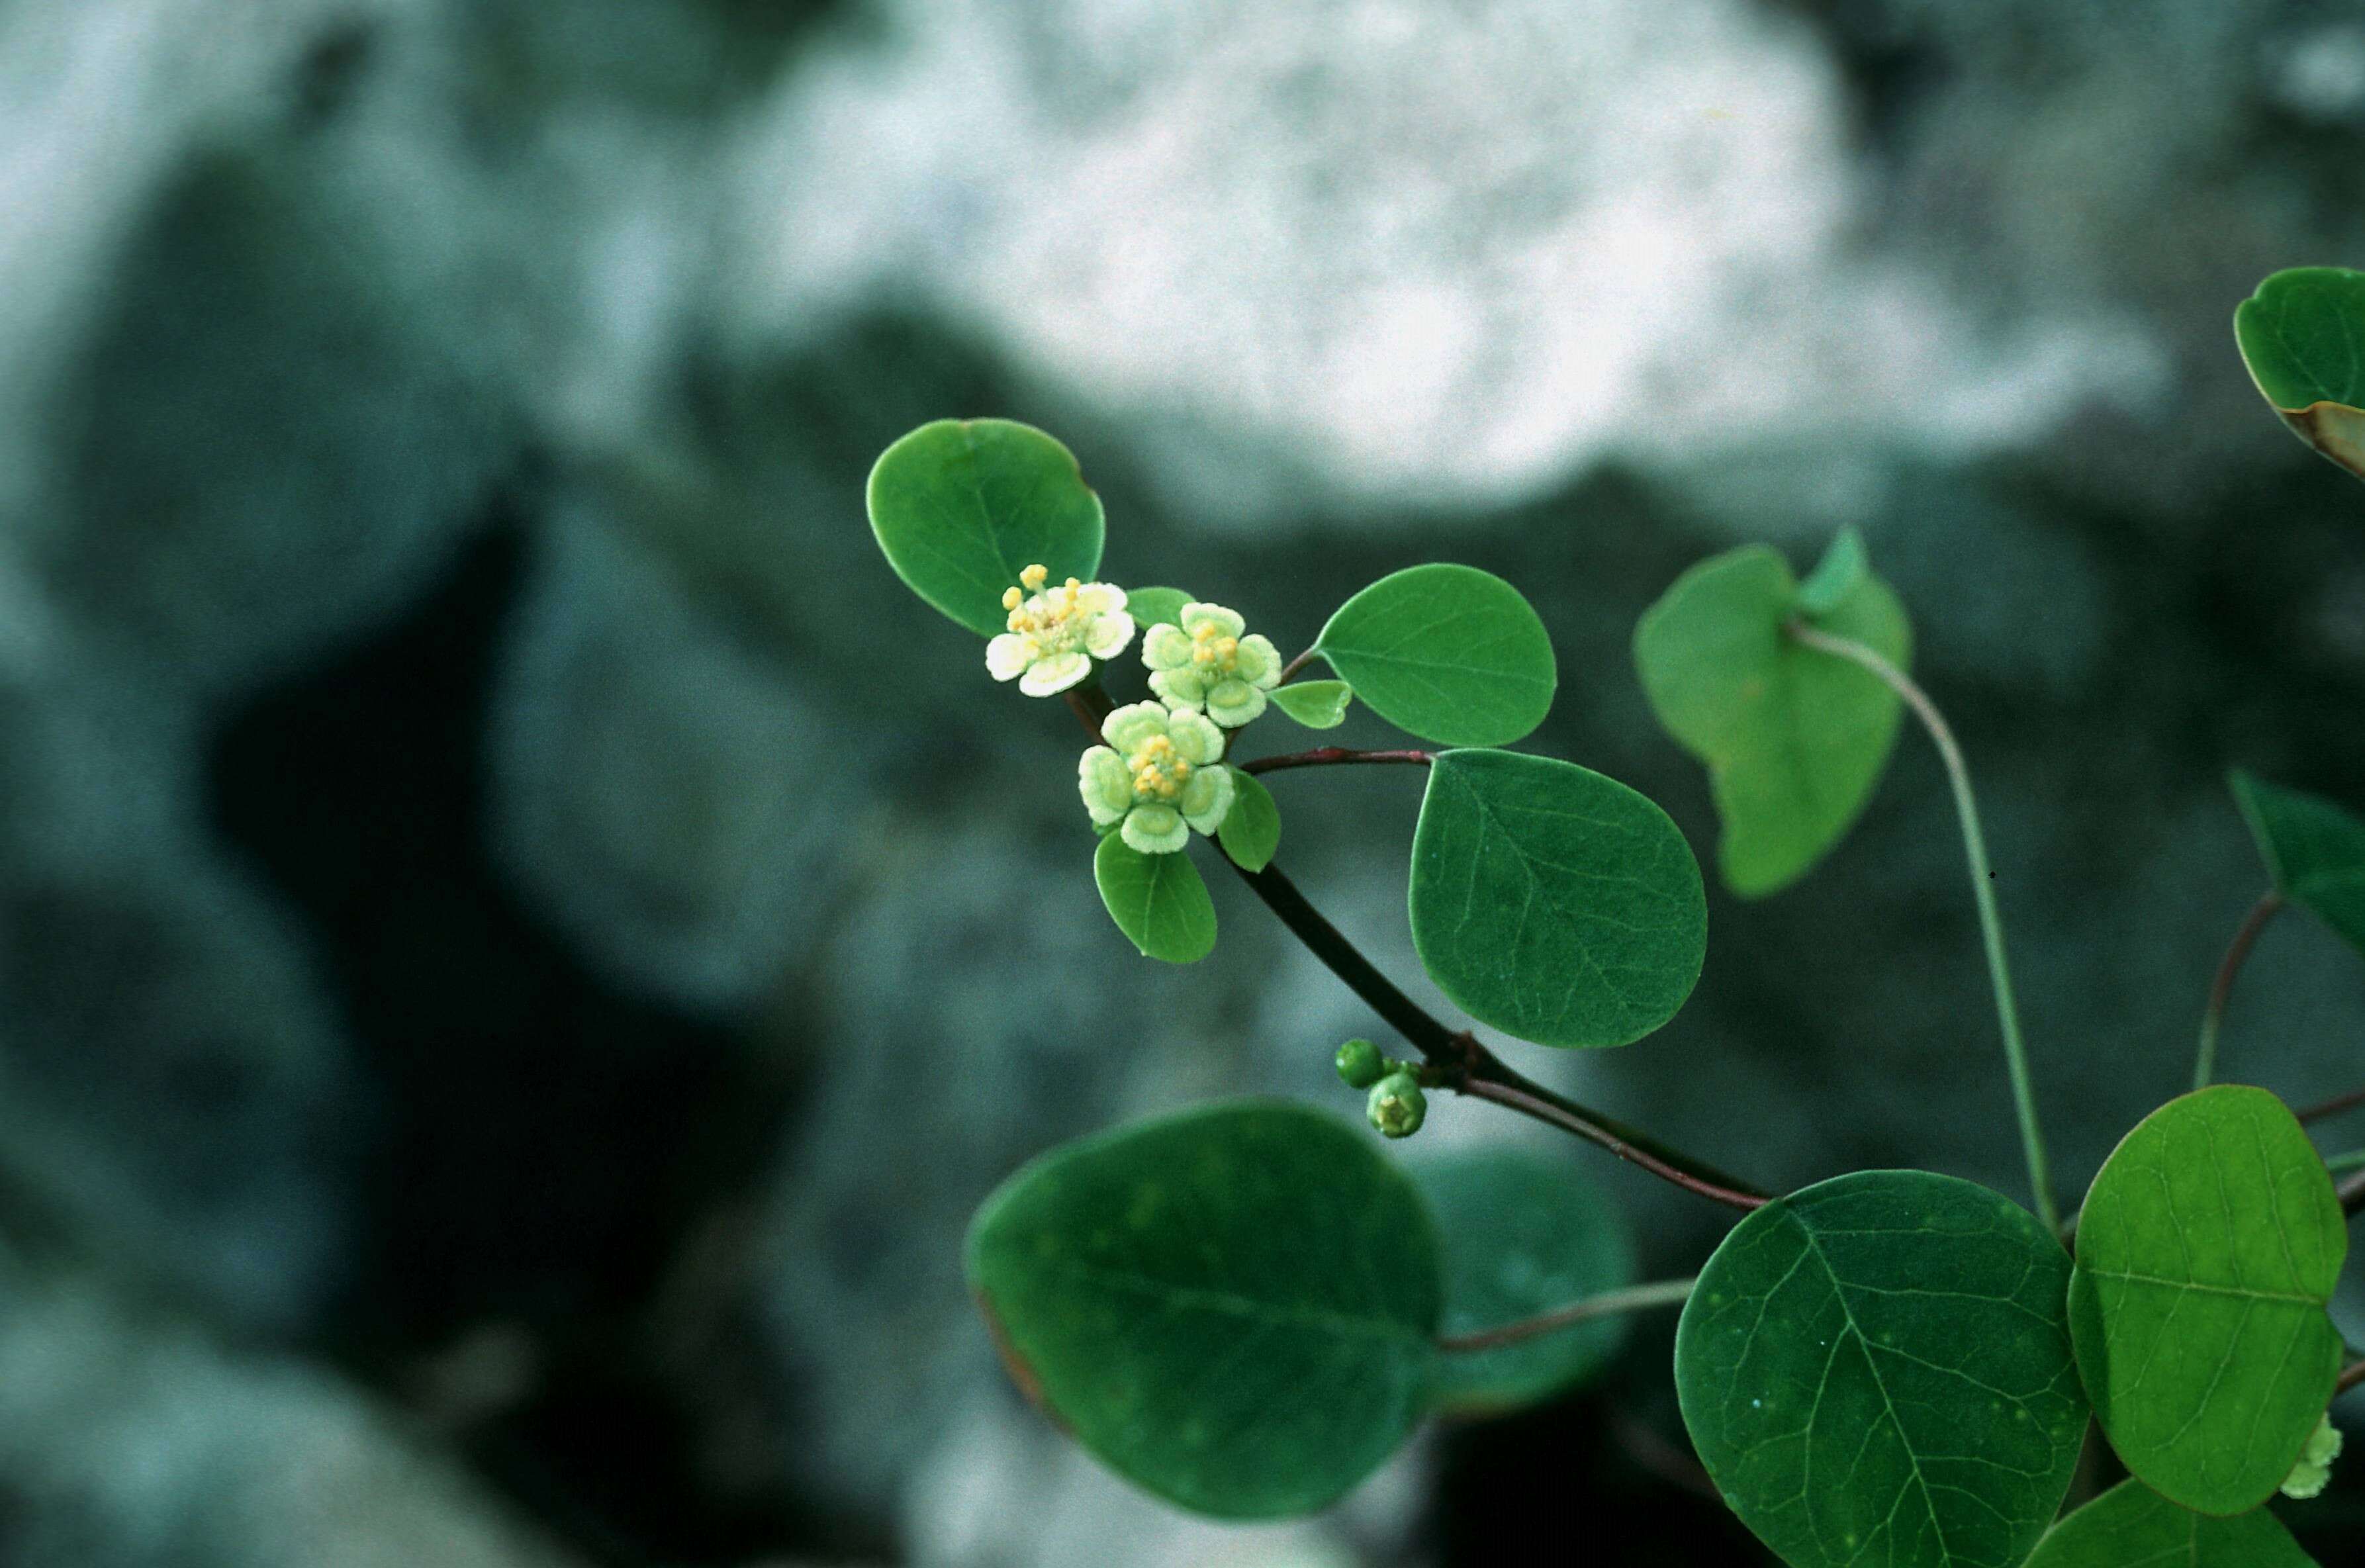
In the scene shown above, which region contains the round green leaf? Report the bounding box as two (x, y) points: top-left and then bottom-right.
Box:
(1312, 565), (1556, 747)
(2231, 770), (2365, 956)
(2235, 267), (2365, 481)
(1409, 749), (1705, 1048)
(1093, 835), (1217, 964)
(2070, 1085), (2346, 1516)
(1411, 1146), (1636, 1417)
(1675, 1170), (2087, 1568)
(1125, 585), (1191, 629)
(2025, 1479), (2317, 1568)
(1215, 766), (1281, 872)
(864, 418), (1105, 636)
(1635, 541), (1911, 898)
(965, 1101), (1442, 1519)
(1794, 527), (1868, 617)
(1271, 679), (1354, 730)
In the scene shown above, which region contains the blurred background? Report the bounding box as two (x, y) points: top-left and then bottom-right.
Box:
(4, 0), (2365, 1563)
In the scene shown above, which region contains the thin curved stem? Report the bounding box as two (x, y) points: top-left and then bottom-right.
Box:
(2192, 891), (2284, 1091)
(2341, 1169), (2365, 1219)
(2323, 1150), (2365, 1175)
(1242, 747), (1432, 776)
(1275, 648), (1319, 685)
(1785, 620), (2060, 1234)
(2340, 1358), (2365, 1396)
(2299, 1084), (2365, 1125)
(1060, 683), (1769, 1214)
(1437, 1276), (1697, 1354)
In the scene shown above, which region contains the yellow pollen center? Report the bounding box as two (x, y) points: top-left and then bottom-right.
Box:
(1003, 568), (1098, 651)
(1189, 623), (1242, 672)
(1126, 733), (1192, 802)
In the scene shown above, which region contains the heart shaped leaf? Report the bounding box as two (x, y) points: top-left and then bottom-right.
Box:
(1675, 1170), (2087, 1568)
(1409, 749), (1706, 1048)
(1271, 679), (1354, 729)
(1215, 766), (1281, 872)
(1411, 1146), (1636, 1417)
(1093, 835), (1217, 963)
(1124, 585), (1191, 629)
(2024, 1479), (2317, 1568)
(866, 418), (1105, 636)
(2231, 770), (2365, 955)
(1635, 538), (1911, 898)
(966, 1101), (1441, 1518)
(2235, 267), (2365, 481)
(2070, 1085), (2346, 1516)
(1312, 565), (1556, 747)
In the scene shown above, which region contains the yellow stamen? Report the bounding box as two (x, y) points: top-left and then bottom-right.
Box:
(1021, 563), (1048, 590)
(1002, 586), (1022, 611)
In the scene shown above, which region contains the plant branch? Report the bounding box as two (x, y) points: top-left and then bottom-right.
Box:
(2192, 890), (2284, 1091)
(2340, 1357), (2365, 1397)
(1276, 648), (1319, 685)
(1436, 1276), (1697, 1354)
(1060, 682), (1768, 1213)
(1785, 620), (2061, 1234)
(2299, 1084), (2365, 1125)
(2323, 1150), (2365, 1175)
(1242, 747), (1432, 776)
(2341, 1168), (2365, 1218)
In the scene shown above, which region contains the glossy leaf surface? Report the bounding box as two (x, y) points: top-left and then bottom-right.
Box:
(1093, 835), (1217, 963)
(1313, 565), (1555, 747)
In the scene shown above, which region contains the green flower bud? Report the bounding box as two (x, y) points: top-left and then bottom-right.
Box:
(1334, 1038), (1386, 1089)
(1367, 1071), (1426, 1138)
(2282, 1412), (2343, 1500)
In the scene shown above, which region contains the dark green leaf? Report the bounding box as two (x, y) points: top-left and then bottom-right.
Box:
(865, 418), (1105, 636)
(1411, 1147), (1635, 1416)
(2231, 770), (2365, 954)
(2024, 1479), (2317, 1568)
(1635, 543), (1911, 898)
(1313, 565), (1556, 747)
(1675, 1170), (2087, 1568)
(1409, 749), (1705, 1048)
(966, 1101), (1441, 1518)
(2070, 1085), (2346, 1516)
(1093, 835), (1217, 963)
(1216, 766), (1281, 872)
(1125, 586), (1191, 629)
(1794, 528), (1867, 617)
(2235, 267), (2365, 481)
(1271, 679), (1354, 729)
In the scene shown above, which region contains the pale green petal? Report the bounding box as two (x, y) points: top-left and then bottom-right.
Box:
(1205, 678), (1268, 728)
(1102, 701), (1170, 751)
(1167, 709), (1226, 764)
(1180, 601), (1246, 639)
(1078, 582), (1127, 616)
(1084, 611), (1135, 661)
(1121, 804), (1189, 854)
(1078, 747), (1132, 824)
(1019, 650), (1092, 696)
(1141, 622), (1193, 670)
(1234, 633), (1282, 686)
(1149, 667), (1209, 710)
(1181, 764), (1234, 834)
(985, 633), (1034, 682)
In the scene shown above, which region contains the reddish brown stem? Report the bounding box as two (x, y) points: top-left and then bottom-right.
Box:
(1275, 648), (1319, 685)
(2340, 1169), (2365, 1219)
(2340, 1358), (2365, 1395)
(2299, 1084), (2365, 1125)
(1242, 747), (1432, 776)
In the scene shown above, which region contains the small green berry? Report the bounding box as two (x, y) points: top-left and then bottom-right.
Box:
(1334, 1038), (1385, 1089)
(1367, 1072), (1426, 1138)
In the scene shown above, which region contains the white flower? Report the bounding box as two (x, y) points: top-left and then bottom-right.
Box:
(1140, 601), (1281, 727)
(1078, 701), (1234, 854)
(986, 563), (1135, 696)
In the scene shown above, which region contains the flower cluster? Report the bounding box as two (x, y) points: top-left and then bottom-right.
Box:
(986, 564), (1135, 696)
(1142, 602), (1281, 727)
(1078, 702), (1234, 854)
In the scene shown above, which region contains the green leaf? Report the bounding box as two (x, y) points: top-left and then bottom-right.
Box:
(1093, 835), (1217, 963)
(1125, 585), (1191, 629)
(2231, 770), (2365, 954)
(1794, 527), (1867, 617)
(2069, 1085), (2346, 1516)
(1312, 565), (1556, 747)
(965, 1101), (1441, 1519)
(1411, 1147), (1636, 1417)
(2025, 1479), (2317, 1568)
(1635, 543), (1912, 898)
(1675, 1170), (2088, 1568)
(1409, 749), (1705, 1048)
(2235, 267), (2365, 481)
(1271, 679), (1354, 730)
(1216, 766), (1281, 872)
(865, 418), (1105, 636)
